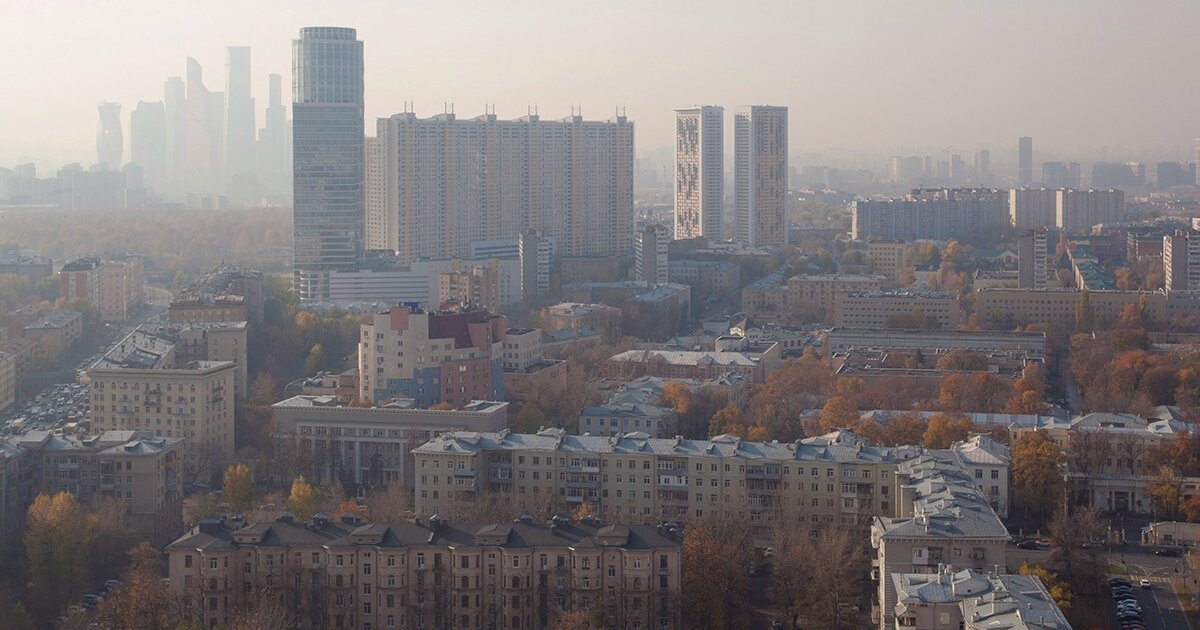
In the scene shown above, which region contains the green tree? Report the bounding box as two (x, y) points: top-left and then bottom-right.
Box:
(1075, 289), (1094, 332)
(289, 476), (318, 521)
(1016, 564), (1073, 610)
(222, 463), (254, 514)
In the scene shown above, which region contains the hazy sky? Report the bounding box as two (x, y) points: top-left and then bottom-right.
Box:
(3, 0), (1199, 172)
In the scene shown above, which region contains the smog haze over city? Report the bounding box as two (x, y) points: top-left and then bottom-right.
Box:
(4, 2), (1200, 630)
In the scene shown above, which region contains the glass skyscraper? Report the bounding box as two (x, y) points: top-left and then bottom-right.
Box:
(292, 27), (364, 301)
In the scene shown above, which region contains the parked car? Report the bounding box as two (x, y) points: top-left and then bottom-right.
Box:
(1155, 548), (1180, 557)
(1139, 578), (1152, 589)
(1016, 539), (1038, 550)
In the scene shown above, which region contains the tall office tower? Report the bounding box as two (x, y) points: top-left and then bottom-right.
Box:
(96, 101), (123, 170)
(1008, 188), (1058, 232)
(292, 27), (364, 301)
(1163, 230), (1200, 291)
(363, 135), (391, 251)
(223, 47), (255, 188)
(376, 110), (633, 263)
(185, 58), (226, 200)
(1041, 162), (1081, 188)
(1195, 138), (1200, 187)
(256, 73), (291, 204)
(975, 149), (991, 185)
(949, 154), (966, 185)
(163, 76), (187, 200)
(889, 156), (903, 183)
(634, 224), (669, 283)
(673, 106), (723, 240)
(1018, 137), (1033, 186)
(129, 101), (166, 193)
(734, 105), (788, 248)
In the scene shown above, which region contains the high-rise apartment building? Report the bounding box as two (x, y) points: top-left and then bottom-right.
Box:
(634, 224), (669, 284)
(673, 106), (723, 240)
(164, 76), (187, 200)
(1008, 188), (1058, 232)
(363, 135), (390, 251)
(97, 101), (123, 170)
(1017, 136), (1032, 186)
(851, 188), (1008, 243)
(974, 149), (991, 186)
(734, 106), (788, 248)
(438, 262), (501, 313)
(223, 46), (255, 189)
(1055, 188), (1123, 233)
(1017, 228), (1057, 289)
(518, 230), (551, 301)
(130, 101), (167, 194)
(375, 111), (633, 265)
(292, 27), (365, 301)
(1164, 230), (1200, 291)
(1041, 162), (1081, 188)
(357, 305), (507, 406)
(1194, 138), (1200, 187)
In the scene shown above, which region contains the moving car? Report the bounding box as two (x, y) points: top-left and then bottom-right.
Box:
(1139, 578), (1152, 589)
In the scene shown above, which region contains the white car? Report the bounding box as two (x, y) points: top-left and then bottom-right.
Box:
(1140, 578), (1152, 589)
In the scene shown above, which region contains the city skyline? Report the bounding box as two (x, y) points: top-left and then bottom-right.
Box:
(4, 1), (1200, 172)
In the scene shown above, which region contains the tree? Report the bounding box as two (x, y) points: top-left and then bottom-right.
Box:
(922, 413), (975, 449)
(227, 590), (290, 630)
(681, 517), (753, 629)
(1046, 507), (1106, 596)
(708, 405), (746, 437)
(222, 463), (254, 514)
(819, 396), (859, 431)
(364, 483), (414, 522)
(288, 476), (318, 520)
(771, 525), (868, 629)
(513, 401), (547, 433)
(1016, 564), (1073, 611)
(886, 309), (934, 329)
(94, 543), (175, 630)
(1011, 431), (1066, 523)
(935, 350), (989, 372)
(184, 490), (225, 523)
(1147, 465), (1184, 521)
(1075, 290), (1095, 332)
(554, 609), (593, 630)
(657, 380), (692, 416)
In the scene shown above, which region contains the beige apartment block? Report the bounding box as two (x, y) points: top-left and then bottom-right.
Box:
(166, 516), (681, 630)
(833, 290), (960, 329)
(867, 240), (908, 279)
(974, 288), (1166, 328)
(787, 274), (886, 315)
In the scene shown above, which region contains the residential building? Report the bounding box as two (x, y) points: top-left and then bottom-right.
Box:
(975, 288), (1167, 328)
(867, 240), (908, 279)
(0, 253), (52, 282)
(734, 105), (788, 248)
(0, 351), (14, 412)
(1042, 161), (1081, 188)
(1164, 230), (1200, 291)
(666, 260), (740, 296)
(674, 106), (724, 240)
(364, 135), (389, 251)
(499, 328), (567, 401)
(6, 429), (184, 545)
(833, 290), (960, 330)
(871, 454), (1011, 630)
(272, 395), (507, 487)
(562, 282), (692, 342)
(788, 274), (887, 317)
(59, 257), (103, 310)
(376, 110), (633, 263)
(292, 27), (365, 301)
(634, 224), (669, 284)
(1008, 188), (1058, 232)
(57, 255), (143, 322)
(85, 328), (237, 481)
(949, 435), (1011, 518)
(541, 303), (622, 344)
(357, 306), (507, 406)
(852, 189), (1008, 244)
(173, 321), (249, 399)
(826, 328), (1045, 360)
(171, 266), (265, 325)
(166, 516), (682, 630)
(518, 230), (552, 301)
(1017, 228), (1058, 289)
(439, 261), (501, 313)
(0, 440), (33, 535)
(891, 568), (1070, 630)
(1055, 188), (1123, 233)
(1091, 162), (1144, 189)
(97, 101), (123, 171)
(22, 309), (83, 367)
(579, 375), (747, 438)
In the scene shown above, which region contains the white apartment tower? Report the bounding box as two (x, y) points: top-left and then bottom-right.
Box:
(735, 105), (788, 248)
(363, 135), (392, 251)
(377, 110), (633, 264)
(674, 106), (723, 240)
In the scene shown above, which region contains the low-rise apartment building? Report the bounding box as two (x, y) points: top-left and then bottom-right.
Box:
(975, 288), (1167, 328)
(59, 255), (143, 322)
(272, 395), (508, 488)
(166, 515), (682, 630)
(169, 265), (264, 324)
(788, 274), (887, 317)
(666, 260), (741, 296)
(867, 240), (908, 279)
(833, 290), (960, 330)
(892, 567), (1070, 629)
(4, 429), (184, 544)
(607, 339), (781, 385)
(22, 308), (82, 367)
(541, 303), (623, 345)
(826, 328), (1046, 359)
(579, 375), (749, 438)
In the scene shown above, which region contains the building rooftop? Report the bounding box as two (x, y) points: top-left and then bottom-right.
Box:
(893, 568), (1070, 630)
(23, 309), (81, 331)
(843, 288), (958, 299)
(273, 395), (507, 415)
(609, 348), (765, 368)
(873, 452), (1009, 541)
(545, 302), (620, 317)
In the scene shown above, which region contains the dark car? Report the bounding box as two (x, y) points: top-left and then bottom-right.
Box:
(1016, 539), (1038, 550)
(1155, 548), (1180, 557)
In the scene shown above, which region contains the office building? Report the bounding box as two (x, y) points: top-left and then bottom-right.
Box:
(608, 338), (781, 385)
(1017, 137), (1032, 186)
(833, 290), (960, 330)
(634, 224), (669, 284)
(292, 27), (365, 301)
(974, 150), (991, 186)
(852, 189), (1008, 243)
(130, 101), (167, 194)
(97, 101), (123, 171)
(357, 305), (507, 406)
(185, 57), (225, 200)
(167, 516), (681, 630)
(666, 260), (741, 296)
(734, 106), (788, 248)
(674, 106), (723, 240)
(223, 46), (255, 189)
(1156, 162), (1195, 189)
(1092, 162), (1145, 189)
(164, 76), (187, 200)
(375, 110), (633, 264)
(542, 302), (623, 344)
(85, 327), (237, 481)
(257, 73), (291, 204)
(781, 274), (886, 317)
(272, 395), (507, 487)
(1164, 230), (1200, 291)
(1041, 161), (1081, 189)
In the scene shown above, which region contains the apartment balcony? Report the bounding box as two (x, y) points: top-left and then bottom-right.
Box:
(656, 475), (687, 488)
(564, 495), (585, 504)
(563, 478), (599, 489)
(453, 469), (478, 478)
(745, 466), (782, 480)
(454, 480), (477, 491)
(563, 465), (600, 474)
(657, 494), (688, 508)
